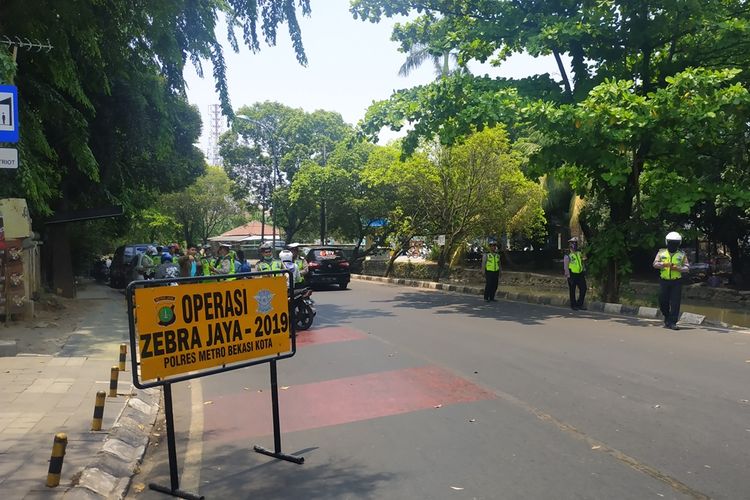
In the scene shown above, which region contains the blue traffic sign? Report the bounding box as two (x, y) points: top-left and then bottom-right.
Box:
(0, 85), (19, 143)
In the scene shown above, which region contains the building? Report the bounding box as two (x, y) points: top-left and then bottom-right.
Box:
(208, 221), (285, 252)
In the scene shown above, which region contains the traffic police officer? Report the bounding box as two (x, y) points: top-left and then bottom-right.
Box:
(255, 243), (283, 272)
(564, 237), (587, 310)
(653, 232), (690, 330)
(482, 240), (501, 302)
(286, 243), (308, 286)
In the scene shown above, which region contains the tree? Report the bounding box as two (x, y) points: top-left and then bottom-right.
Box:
(162, 167), (243, 245)
(221, 102), (350, 243)
(527, 68), (750, 298)
(351, 0), (750, 298)
(0, 1), (313, 295)
(399, 43), (468, 78)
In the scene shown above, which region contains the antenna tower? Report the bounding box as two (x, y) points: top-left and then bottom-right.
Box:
(206, 104), (224, 166)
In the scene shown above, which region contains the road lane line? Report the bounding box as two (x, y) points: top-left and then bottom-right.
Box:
(362, 327), (712, 500)
(181, 378), (204, 492)
(484, 384), (711, 500)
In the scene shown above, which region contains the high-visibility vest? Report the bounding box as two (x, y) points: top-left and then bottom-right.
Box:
(569, 251), (584, 274)
(294, 258), (306, 283)
(657, 249), (686, 280)
(485, 253), (500, 272)
(257, 259), (283, 272)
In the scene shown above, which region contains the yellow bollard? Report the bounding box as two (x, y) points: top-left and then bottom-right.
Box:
(109, 366), (119, 397)
(91, 391), (106, 431)
(118, 343), (127, 371)
(46, 433), (67, 487)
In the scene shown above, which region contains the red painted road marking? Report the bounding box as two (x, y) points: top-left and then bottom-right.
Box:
(205, 366), (496, 440)
(295, 326), (368, 346)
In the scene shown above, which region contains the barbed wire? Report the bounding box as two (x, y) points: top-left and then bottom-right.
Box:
(0, 35), (53, 53)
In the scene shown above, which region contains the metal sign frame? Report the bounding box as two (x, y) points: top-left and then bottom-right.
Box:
(126, 270), (297, 389)
(126, 269), (304, 500)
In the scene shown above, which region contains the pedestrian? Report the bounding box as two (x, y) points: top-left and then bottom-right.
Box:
(482, 240), (501, 302)
(653, 231), (690, 330)
(255, 243), (282, 272)
(236, 250), (252, 273)
(287, 243), (308, 286)
(564, 237), (587, 310)
(178, 245), (201, 277)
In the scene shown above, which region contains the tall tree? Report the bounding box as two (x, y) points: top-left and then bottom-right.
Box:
(221, 102), (350, 243)
(351, 0), (750, 298)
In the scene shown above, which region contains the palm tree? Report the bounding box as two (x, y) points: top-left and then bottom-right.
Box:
(398, 43), (469, 79)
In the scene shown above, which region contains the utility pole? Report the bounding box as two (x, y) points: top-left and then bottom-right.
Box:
(319, 143), (327, 245)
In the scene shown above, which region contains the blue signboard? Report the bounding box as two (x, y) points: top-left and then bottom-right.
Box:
(0, 85), (19, 143)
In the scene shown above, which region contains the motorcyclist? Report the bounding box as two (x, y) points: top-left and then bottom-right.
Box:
(279, 249), (301, 287)
(135, 245), (157, 280)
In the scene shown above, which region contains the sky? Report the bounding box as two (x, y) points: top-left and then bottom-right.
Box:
(184, 0), (568, 154)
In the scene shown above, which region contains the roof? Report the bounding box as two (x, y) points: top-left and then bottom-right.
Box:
(217, 221), (283, 238)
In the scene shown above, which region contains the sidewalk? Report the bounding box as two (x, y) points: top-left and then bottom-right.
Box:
(0, 282), (159, 499)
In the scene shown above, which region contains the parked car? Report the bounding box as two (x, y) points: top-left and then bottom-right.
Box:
(304, 246), (350, 289)
(109, 243), (152, 289)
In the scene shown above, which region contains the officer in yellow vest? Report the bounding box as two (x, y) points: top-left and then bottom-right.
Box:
(564, 237), (587, 310)
(653, 231), (690, 330)
(255, 243), (283, 272)
(482, 240), (501, 302)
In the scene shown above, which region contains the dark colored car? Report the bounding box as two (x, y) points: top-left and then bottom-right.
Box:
(109, 243), (152, 289)
(304, 247), (350, 289)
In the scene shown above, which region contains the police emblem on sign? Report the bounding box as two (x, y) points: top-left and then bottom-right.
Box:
(254, 289), (274, 314)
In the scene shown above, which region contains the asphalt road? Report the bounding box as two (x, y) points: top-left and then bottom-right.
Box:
(128, 280), (750, 500)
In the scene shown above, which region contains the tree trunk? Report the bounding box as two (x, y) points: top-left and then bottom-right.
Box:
(601, 259), (621, 303)
(50, 224), (76, 298)
(725, 237), (744, 287)
(385, 237), (411, 277)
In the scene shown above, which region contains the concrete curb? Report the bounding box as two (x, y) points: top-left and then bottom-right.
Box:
(63, 386), (161, 500)
(352, 274), (734, 329)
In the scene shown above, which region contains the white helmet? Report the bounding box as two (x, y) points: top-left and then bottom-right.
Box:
(279, 250), (293, 262)
(665, 231), (682, 243)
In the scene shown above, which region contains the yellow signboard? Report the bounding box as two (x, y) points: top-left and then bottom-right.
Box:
(133, 276), (291, 381)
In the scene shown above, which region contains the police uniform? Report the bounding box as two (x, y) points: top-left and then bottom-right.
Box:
(653, 233), (690, 330)
(564, 238), (587, 310)
(482, 243), (501, 302)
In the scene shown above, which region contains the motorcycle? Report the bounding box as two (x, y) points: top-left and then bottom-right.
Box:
(292, 287), (316, 331)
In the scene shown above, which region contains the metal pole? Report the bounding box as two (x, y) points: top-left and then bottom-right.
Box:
(270, 360), (282, 453)
(164, 383), (179, 492)
(271, 158), (277, 250)
(149, 383), (204, 499)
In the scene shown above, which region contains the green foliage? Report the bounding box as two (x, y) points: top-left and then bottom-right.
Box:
(222, 101), (351, 242)
(359, 73), (563, 154)
(351, 0), (750, 297)
(161, 167), (243, 245)
(0, 0), (312, 220)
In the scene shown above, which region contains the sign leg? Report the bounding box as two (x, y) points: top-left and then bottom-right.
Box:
(253, 360), (304, 464)
(149, 383), (205, 500)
